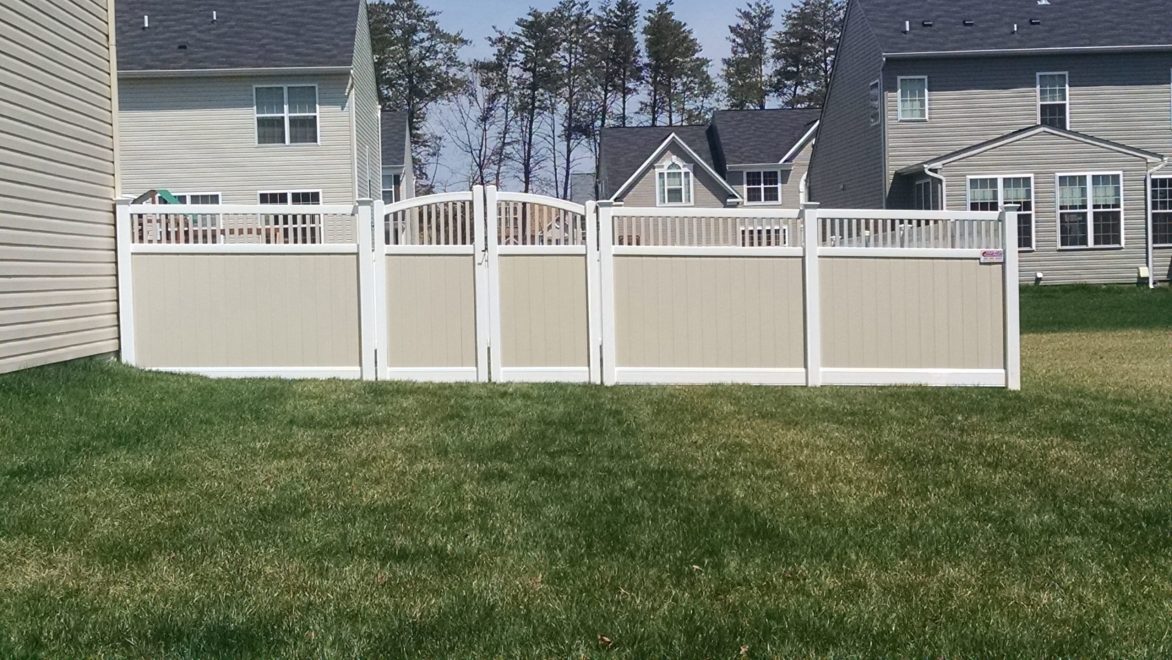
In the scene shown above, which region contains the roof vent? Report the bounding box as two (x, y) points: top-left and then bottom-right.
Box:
(903, 20), (910, 34)
(922, 20), (934, 27)
(1038, 0), (1051, 5)
(178, 43), (188, 50)
(212, 10), (218, 23)
(1029, 18), (1041, 25)
(142, 15), (149, 29)
(963, 19), (975, 26)
(1013, 23), (1019, 33)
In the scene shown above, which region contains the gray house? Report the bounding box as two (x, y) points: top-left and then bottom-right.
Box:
(380, 111), (414, 204)
(598, 109), (820, 209)
(115, 0), (382, 207)
(1, 0), (120, 374)
(810, 0), (1172, 284)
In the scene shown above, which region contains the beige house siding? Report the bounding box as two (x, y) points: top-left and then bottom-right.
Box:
(386, 255), (477, 368)
(613, 256), (805, 368)
(0, 0), (120, 374)
(937, 131), (1153, 284)
(131, 254), (360, 368)
(498, 255), (589, 368)
(617, 143), (732, 208)
(351, 1), (381, 200)
(725, 139), (813, 209)
(808, 0), (885, 208)
(118, 73), (355, 204)
(821, 257), (1005, 370)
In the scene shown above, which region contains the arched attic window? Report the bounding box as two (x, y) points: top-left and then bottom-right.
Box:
(656, 159), (694, 206)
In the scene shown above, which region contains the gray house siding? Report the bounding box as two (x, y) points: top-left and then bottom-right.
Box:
(0, 0), (120, 374)
(351, 1), (381, 200)
(883, 53), (1172, 191)
(617, 143), (732, 208)
(808, 0), (885, 208)
(118, 74), (355, 204)
(724, 139), (813, 208)
(938, 131), (1152, 285)
(1155, 247), (1172, 282)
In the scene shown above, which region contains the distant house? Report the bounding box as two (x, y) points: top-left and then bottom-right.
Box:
(597, 109), (820, 209)
(810, 0), (1172, 284)
(380, 111), (414, 204)
(115, 0), (381, 207)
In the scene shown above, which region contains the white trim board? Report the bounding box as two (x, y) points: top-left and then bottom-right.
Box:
(820, 368), (1007, 387)
(130, 244), (359, 255)
(498, 367), (592, 383)
(614, 368), (807, 386)
(148, 367), (362, 380)
(383, 367), (479, 383)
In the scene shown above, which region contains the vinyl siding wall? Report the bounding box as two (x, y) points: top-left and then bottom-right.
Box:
(0, 0), (120, 374)
(938, 132), (1152, 284)
(352, 1), (381, 200)
(618, 143), (731, 208)
(118, 74), (355, 204)
(807, 0), (885, 208)
(725, 139), (813, 209)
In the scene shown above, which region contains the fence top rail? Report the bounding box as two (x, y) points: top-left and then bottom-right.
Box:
(817, 208), (1002, 221)
(610, 206), (802, 219)
(494, 191), (586, 215)
(127, 203), (357, 215)
(382, 192), (474, 215)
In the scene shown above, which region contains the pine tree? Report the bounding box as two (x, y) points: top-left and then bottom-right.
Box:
(368, 0), (469, 186)
(509, 9), (560, 193)
(771, 0), (844, 108)
(549, 0), (597, 199)
(596, 0), (643, 129)
(722, 1), (774, 110)
(641, 1), (711, 126)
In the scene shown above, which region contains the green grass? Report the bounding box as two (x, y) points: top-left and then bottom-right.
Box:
(1, 288), (1170, 656)
(1021, 283), (1172, 333)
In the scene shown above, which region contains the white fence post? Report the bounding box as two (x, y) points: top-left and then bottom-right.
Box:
(597, 201), (617, 386)
(115, 199), (136, 366)
(372, 198), (388, 381)
(356, 199), (377, 381)
(477, 185), (494, 383)
(585, 200), (602, 385)
(801, 202), (822, 387)
(1001, 204), (1022, 391)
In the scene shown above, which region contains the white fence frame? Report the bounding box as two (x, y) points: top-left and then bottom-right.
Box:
(116, 195), (1021, 390)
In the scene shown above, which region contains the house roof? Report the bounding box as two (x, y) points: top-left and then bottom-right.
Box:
(857, 0), (1172, 56)
(598, 125), (716, 198)
(897, 125), (1166, 175)
(116, 0), (362, 72)
(710, 108), (822, 165)
(381, 112), (409, 168)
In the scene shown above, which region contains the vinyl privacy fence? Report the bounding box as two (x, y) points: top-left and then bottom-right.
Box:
(116, 188), (1021, 389)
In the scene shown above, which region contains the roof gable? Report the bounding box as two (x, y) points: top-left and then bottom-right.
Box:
(711, 109), (822, 165)
(117, 0), (361, 72)
(607, 133), (741, 203)
(599, 125), (716, 197)
(857, 0), (1172, 56)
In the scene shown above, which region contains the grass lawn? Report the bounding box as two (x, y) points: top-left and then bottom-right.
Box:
(1, 286), (1169, 657)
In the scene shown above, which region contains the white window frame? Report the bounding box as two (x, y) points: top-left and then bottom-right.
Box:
(382, 169), (403, 205)
(743, 169), (783, 205)
(655, 158), (694, 207)
(868, 79), (881, 127)
(1150, 174), (1172, 247)
(1054, 171), (1125, 250)
(913, 177), (942, 211)
(964, 175), (1036, 251)
(254, 84), (320, 146)
(172, 192), (222, 205)
(258, 190), (323, 205)
(897, 76), (929, 122)
(1036, 72), (1070, 131)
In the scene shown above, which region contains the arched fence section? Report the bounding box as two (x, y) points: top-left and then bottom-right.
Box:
(115, 188), (1020, 389)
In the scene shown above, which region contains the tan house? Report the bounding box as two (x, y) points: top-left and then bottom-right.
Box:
(1, 0), (120, 374)
(597, 108), (821, 209)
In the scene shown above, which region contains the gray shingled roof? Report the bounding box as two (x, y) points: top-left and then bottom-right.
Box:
(381, 112), (409, 168)
(598, 125), (716, 197)
(117, 0), (361, 71)
(857, 0), (1172, 55)
(711, 109), (821, 166)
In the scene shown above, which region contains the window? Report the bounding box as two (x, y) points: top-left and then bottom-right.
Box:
(655, 160), (693, 206)
(868, 80), (881, 126)
(259, 190), (322, 243)
(1037, 73), (1069, 130)
(897, 76), (928, 121)
(382, 172), (403, 204)
(966, 176), (1035, 249)
(255, 86), (319, 145)
(1151, 177), (1172, 246)
(744, 170), (781, 204)
(740, 226), (788, 247)
(173, 193), (221, 205)
(1057, 173), (1122, 248)
(913, 178), (941, 210)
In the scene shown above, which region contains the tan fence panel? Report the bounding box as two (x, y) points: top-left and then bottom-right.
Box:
(131, 254), (361, 372)
(385, 255), (478, 371)
(497, 255), (589, 369)
(820, 257), (1005, 370)
(613, 256), (805, 370)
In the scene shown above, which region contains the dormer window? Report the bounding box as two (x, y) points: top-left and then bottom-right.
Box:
(1037, 73), (1069, 130)
(655, 159), (693, 206)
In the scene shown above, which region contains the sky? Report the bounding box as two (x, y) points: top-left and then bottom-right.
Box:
(405, 0), (801, 190)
